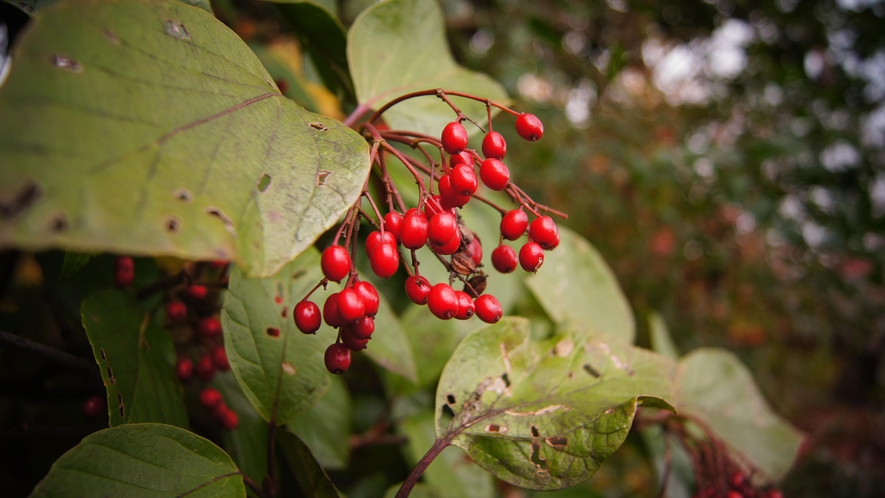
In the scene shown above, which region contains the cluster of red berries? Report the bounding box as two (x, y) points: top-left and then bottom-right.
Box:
(198, 386), (239, 430)
(694, 470), (784, 498)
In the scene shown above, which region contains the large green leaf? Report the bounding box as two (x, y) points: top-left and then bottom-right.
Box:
(31, 423), (246, 497)
(525, 227), (635, 343)
(215, 372), (269, 485)
(81, 289), (189, 428)
(674, 348), (804, 482)
(288, 375), (352, 469)
(435, 317), (675, 490)
(278, 430), (343, 498)
(4, 0), (213, 14)
(348, 0), (508, 135)
(221, 250), (330, 425)
(0, 0), (370, 278)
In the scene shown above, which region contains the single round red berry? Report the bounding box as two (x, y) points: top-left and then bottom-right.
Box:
(323, 293), (345, 328)
(466, 236), (483, 266)
(450, 163), (478, 196)
(337, 288), (366, 322)
(340, 328), (370, 351)
(529, 216), (560, 249)
(730, 472), (744, 489)
(114, 256), (134, 289)
(492, 245), (518, 273)
(324, 343), (352, 375)
(482, 131), (507, 159)
(480, 158), (510, 191)
(439, 174), (470, 208)
(515, 113), (544, 141)
(321, 245), (351, 282)
(401, 208), (429, 249)
(197, 316), (222, 338)
(176, 357), (194, 382)
(199, 387), (223, 409)
(429, 212), (459, 245)
(475, 294), (503, 323)
(454, 291), (475, 320)
(450, 150), (473, 168)
(166, 301), (188, 321)
(519, 242), (545, 273)
(383, 211), (404, 241)
(423, 195), (446, 218)
(441, 121), (469, 154)
(405, 275), (432, 305)
(501, 209), (528, 240)
(186, 284), (208, 301)
(221, 408), (239, 430)
(211, 345), (230, 371)
(196, 354), (215, 382)
(348, 315), (375, 339)
(83, 395), (105, 419)
(353, 281), (380, 316)
(294, 301), (322, 334)
(366, 230), (397, 255)
(368, 241), (400, 278)
(428, 283), (459, 320)
(430, 231), (461, 255)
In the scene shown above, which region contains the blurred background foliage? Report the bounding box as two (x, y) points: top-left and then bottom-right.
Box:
(1, 0), (884, 495)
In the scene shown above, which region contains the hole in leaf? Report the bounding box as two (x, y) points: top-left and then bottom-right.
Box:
(164, 20), (190, 40)
(529, 440), (549, 474)
(266, 327), (280, 337)
(315, 170), (332, 187)
(50, 214), (68, 232)
(280, 308), (288, 318)
(291, 269), (307, 280)
(257, 174), (272, 193)
(446, 394), (456, 404)
(51, 55), (83, 73)
(567, 371), (574, 379)
(106, 366), (115, 384)
(165, 215), (182, 233)
(175, 188), (193, 202)
(100, 348), (107, 360)
(206, 207), (238, 239)
(583, 364), (600, 378)
(486, 424), (500, 432)
(309, 122), (329, 131)
(103, 29), (120, 44)
(502, 373), (511, 387)
(117, 393), (125, 417)
(441, 404), (455, 417)
(282, 362), (296, 375)
(0, 181), (42, 218)
(545, 436), (568, 449)
(531, 425), (540, 438)
(275, 282), (284, 302)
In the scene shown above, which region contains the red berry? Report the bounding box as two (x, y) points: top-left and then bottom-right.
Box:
(450, 163), (478, 196)
(196, 354), (215, 382)
(176, 357), (194, 382)
(114, 256), (134, 289)
(475, 294), (503, 323)
(767, 491), (783, 498)
(730, 472), (744, 489)
(501, 209), (528, 240)
(368, 241), (400, 278)
(726, 492), (743, 498)
(519, 242), (545, 273)
(294, 301), (322, 334)
(454, 291), (475, 320)
(321, 245), (351, 282)
(340, 328), (370, 351)
(83, 395), (105, 418)
(466, 236), (483, 266)
(383, 211), (404, 241)
(428, 212), (459, 245)
(323, 293), (345, 328)
(482, 131), (507, 159)
(353, 281), (380, 316)
(480, 158), (510, 191)
(427, 283), (459, 320)
(515, 113), (544, 141)
(423, 195), (453, 218)
(405, 275), (432, 305)
(348, 315), (375, 339)
(430, 231), (461, 255)
(441, 121), (469, 154)
(198, 316), (222, 338)
(401, 208), (429, 249)
(439, 174), (470, 208)
(220, 408), (239, 430)
(186, 284), (208, 301)
(450, 150), (473, 168)
(324, 343), (351, 374)
(492, 245), (518, 273)
(337, 288), (366, 322)
(211, 345), (230, 371)
(166, 301), (188, 321)
(199, 387), (223, 409)
(529, 216), (560, 249)
(366, 230), (397, 255)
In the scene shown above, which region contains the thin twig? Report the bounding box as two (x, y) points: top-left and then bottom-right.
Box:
(0, 330), (97, 375)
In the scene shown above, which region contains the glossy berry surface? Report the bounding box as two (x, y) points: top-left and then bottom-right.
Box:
(438, 174), (470, 208)
(492, 245), (518, 273)
(294, 301), (322, 334)
(114, 256), (134, 289)
(197, 316), (222, 338)
(529, 216), (560, 249)
(199, 387), (222, 409)
(383, 211), (404, 241)
(337, 288), (366, 322)
(519, 242), (545, 273)
(441, 121), (469, 154)
(428, 283), (459, 320)
(349, 315), (375, 339)
(480, 158), (510, 191)
(482, 131), (507, 159)
(366, 230), (397, 255)
(166, 301), (187, 321)
(428, 212), (459, 245)
(450, 150), (473, 168)
(430, 231), (461, 255)
(400, 208), (429, 249)
(454, 291), (475, 320)
(353, 281), (380, 316)
(500, 209), (528, 240)
(475, 294), (503, 323)
(450, 163), (478, 196)
(368, 240), (399, 278)
(405, 275), (432, 304)
(211, 345), (230, 371)
(196, 354), (215, 382)
(186, 284), (208, 300)
(323, 293), (344, 327)
(176, 357), (194, 382)
(515, 113), (544, 141)
(321, 245), (351, 282)
(83, 395), (105, 419)
(466, 236), (483, 266)
(340, 329), (369, 351)
(324, 343), (352, 374)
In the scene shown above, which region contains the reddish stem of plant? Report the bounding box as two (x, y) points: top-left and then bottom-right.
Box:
(395, 437), (450, 498)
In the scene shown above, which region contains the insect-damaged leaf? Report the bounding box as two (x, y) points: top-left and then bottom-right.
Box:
(435, 317), (675, 490)
(31, 423), (245, 498)
(0, 0), (369, 278)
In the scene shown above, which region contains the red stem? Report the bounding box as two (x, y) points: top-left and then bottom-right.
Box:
(395, 438), (450, 498)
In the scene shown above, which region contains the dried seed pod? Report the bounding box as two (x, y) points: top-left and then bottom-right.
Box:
(464, 274), (487, 298)
(451, 251), (477, 275)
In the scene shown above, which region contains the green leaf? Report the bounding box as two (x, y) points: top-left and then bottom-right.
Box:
(221, 250), (330, 425)
(58, 251), (93, 281)
(288, 375), (352, 469)
(278, 430), (343, 498)
(525, 227), (635, 343)
(81, 289), (188, 428)
(674, 348), (805, 482)
(4, 0), (213, 14)
(348, 0), (508, 135)
(215, 373), (269, 485)
(31, 423), (246, 497)
(0, 0), (370, 278)
(435, 317), (675, 490)
(648, 312), (679, 360)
